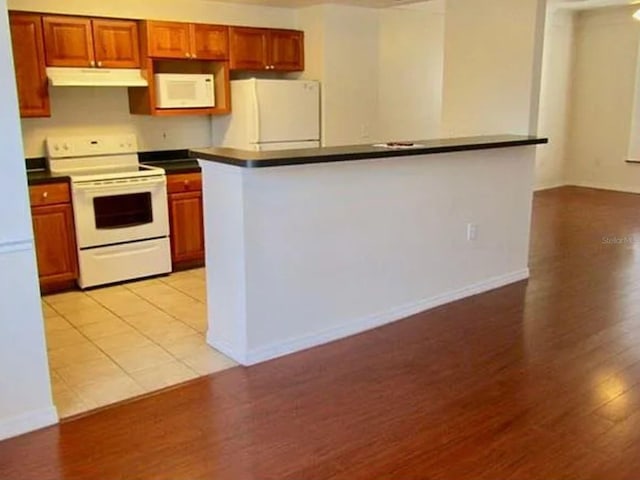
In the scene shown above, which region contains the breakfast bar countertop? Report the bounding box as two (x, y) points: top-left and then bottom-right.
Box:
(189, 134), (548, 169)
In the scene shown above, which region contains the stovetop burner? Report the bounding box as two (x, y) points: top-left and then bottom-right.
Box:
(45, 134), (166, 183)
(67, 164), (165, 183)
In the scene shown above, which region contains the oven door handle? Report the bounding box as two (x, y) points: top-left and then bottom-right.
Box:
(73, 177), (166, 194)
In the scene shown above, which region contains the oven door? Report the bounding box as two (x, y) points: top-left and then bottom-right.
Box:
(72, 176), (169, 249)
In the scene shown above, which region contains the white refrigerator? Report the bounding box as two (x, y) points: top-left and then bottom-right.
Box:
(211, 79), (320, 151)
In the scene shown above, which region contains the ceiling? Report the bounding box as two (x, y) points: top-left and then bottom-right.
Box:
(551, 0), (636, 9)
(209, 0), (433, 8)
(210, 0), (637, 9)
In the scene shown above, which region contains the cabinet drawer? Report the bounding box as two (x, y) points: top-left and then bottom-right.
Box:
(29, 182), (70, 207)
(167, 173), (202, 193)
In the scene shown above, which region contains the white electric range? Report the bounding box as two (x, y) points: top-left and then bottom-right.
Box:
(47, 134), (172, 289)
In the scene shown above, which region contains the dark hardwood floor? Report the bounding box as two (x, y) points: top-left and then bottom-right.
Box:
(2, 186), (640, 479)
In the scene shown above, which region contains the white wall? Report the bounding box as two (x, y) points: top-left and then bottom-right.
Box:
(10, 0), (298, 158)
(297, 4), (380, 146)
(21, 89), (212, 158)
(441, 0), (547, 137)
(535, 7), (575, 190)
(297, 2), (445, 146)
(565, 5), (640, 192)
(0, 0), (57, 440)
(323, 5), (379, 146)
(378, 1), (445, 141)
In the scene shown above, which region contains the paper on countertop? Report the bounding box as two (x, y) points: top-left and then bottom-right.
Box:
(373, 143), (425, 149)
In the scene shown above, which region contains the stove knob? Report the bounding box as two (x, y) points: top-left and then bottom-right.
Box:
(53, 145), (59, 151)
(63, 144), (69, 151)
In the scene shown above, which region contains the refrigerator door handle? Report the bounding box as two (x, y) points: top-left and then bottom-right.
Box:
(251, 80), (260, 144)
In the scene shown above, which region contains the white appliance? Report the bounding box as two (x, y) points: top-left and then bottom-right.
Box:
(47, 134), (171, 289)
(46, 67), (148, 87)
(155, 73), (215, 109)
(211, 79), (320, 151)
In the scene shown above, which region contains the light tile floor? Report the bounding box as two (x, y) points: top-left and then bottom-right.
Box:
(42, 268), (237, 418)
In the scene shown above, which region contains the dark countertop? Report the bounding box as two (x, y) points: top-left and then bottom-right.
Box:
(142, 159), (201, 174)
(27, 170), (69, 186)
(190, 135), (548, 169)
(138, 149), (201, 174)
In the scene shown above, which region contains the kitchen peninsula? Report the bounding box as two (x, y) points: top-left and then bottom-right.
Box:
(190, 135), (547, 365)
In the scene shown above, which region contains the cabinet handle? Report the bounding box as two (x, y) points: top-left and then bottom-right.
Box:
(185, 53), (190, 58)
(42, 192), (49, 199)
(90, 60), (95, 67)
(184, 180), (190, 189)
(192, 53), (197, 59)
(97, 61), (103, 67)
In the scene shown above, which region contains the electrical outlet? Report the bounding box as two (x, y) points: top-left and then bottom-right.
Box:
(467, 223), (478, 241)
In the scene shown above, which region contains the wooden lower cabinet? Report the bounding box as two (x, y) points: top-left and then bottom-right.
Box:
(167, 173), (205, 268)
(31, 202), (78, 292)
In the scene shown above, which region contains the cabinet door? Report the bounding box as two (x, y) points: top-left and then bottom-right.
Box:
(43, 16), (95, 67)
(9, 13), (50, 118)
(145, 21), (191, 59)
(92, 19), (140, 68)
(31, 204), (78, 288)
(229, 27), (269, 71)
(168, 191), (205, 266)
(269, 30), (304, 71)
(192, 24), (228, 60)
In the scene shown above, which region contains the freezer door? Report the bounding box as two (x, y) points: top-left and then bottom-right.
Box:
(255, 80), (320, 143)
(255, 141), (320, 151)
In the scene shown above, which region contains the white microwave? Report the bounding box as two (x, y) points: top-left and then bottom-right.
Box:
(154, 73), (215, 109)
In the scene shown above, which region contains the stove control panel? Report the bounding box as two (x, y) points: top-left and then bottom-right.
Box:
(46, 134), (138, 159)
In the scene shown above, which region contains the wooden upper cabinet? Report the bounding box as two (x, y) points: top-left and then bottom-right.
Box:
(9, 13), (50, 117)
(92, 19), (140, 68)
(143, 21), (229, 60)
(229, 27), (304, 72)
(43, 16), (140, 68)
(144, 21), (191, 59)
(229, 27), (269, 70)
(43, 16), (95, 67)
(270, 30), (304, 71)
(192, 24), (228, 60)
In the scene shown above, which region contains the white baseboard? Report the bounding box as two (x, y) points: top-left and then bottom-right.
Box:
(206, 336), (245, 365)
(0, 405), (58, 442)
(214, 269), (529, 366)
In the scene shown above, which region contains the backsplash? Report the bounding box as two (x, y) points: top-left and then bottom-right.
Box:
(20, 87), (212, 158)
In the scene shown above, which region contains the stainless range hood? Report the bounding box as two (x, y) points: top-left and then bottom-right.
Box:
(46, 67), (148, 87)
